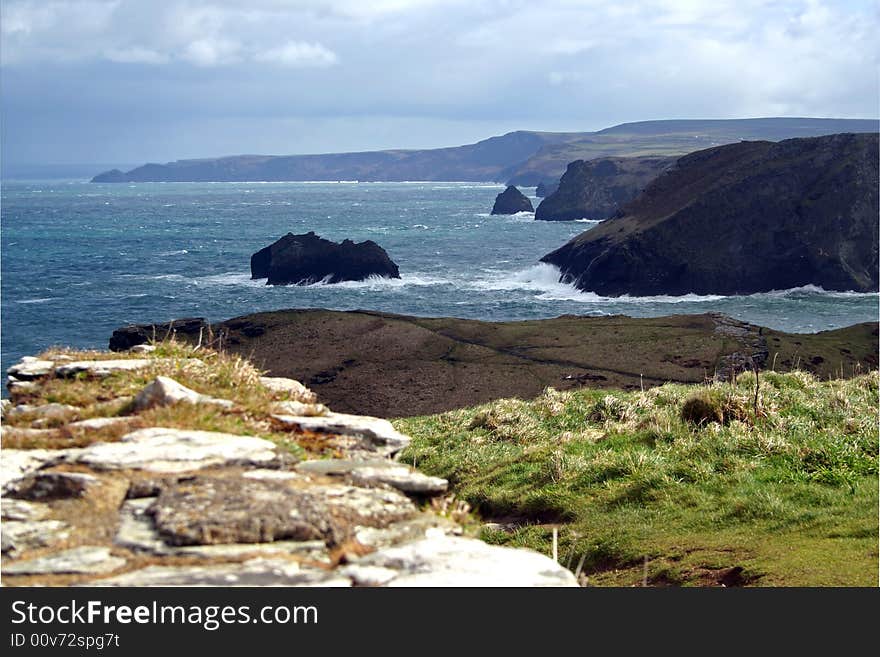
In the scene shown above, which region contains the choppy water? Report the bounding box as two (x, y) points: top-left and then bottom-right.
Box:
(2, 180), (877, 377)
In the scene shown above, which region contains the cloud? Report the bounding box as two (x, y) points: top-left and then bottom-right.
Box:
(253, 41), (337, 67)
(1, 0), (877, 164)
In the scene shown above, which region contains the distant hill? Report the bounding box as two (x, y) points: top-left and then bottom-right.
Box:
(541, 133), (880, 296)
(92, 118), (878, 184)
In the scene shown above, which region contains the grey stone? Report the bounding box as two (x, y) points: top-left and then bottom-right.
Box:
(272, 412), (411, 456)
(2, 520), (70, 555)
(296, 459), (447, 495)
(2, 499), (51, 521)
(87, 559), (351, 587)
(7, 358), (55, 380)
(114, 498), (330, 562)
(129, 344), (157, 354)
(6, 472), (100, 500)
(147, 476), (416, 547)
(75, 427), (282, 473)
(0, 399), (10, 418)
(1, 426), (60, 442)
(0, 449), (75, 491)
(132, 376), (234, 411)
(7, 380), (40, 395)
(356, 534), (579, 587)
(354, 514), (461, 549)
(2, 546), (126, 575)
(260, 377), (316, 403)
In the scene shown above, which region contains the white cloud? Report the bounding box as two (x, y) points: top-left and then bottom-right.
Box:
(181, 38), (242, 67)
(253, 41), (337, 67)
(104, 46), (168, 64)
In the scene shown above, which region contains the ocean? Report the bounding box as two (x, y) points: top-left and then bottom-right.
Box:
(2, 180), (877, 378)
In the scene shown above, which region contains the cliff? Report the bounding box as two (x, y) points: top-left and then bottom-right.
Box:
(91, 118), (878, 184)
(542, 133), (879, 296)
(534, 155), (673, 221)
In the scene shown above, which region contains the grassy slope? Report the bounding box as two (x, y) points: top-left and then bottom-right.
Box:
(395, 370), (879, 586)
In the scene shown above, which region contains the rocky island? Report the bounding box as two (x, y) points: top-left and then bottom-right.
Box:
(251, 232), (400, 285)
(490, 186), (533, 214)
(542, 133), (879, 295)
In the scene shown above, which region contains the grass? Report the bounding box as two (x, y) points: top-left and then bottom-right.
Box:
(394, 370), (879, 586)
(2, 339), (322, 458)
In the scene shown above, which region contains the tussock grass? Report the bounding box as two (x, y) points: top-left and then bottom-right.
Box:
(4, 338), (314, 458)
(396, 370), (879, 586)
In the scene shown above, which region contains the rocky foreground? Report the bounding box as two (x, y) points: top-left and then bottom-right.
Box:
(0, 346), (575, 586)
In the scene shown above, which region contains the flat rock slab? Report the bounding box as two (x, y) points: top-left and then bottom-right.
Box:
(296, 459), (447, 495)
(2, 499), (52, 521)
(2, 520), (70, 555)
(115, 498), (330, 561)
(356, 535), (579, 587)
(6, 472), (100, 500)
(7, 403), (80, 422)
(148, 476), (416, 546)
(88, 559), (351, 587)
(132, 376), (234, 411)
(7, 358), (55, 380)
(75, 427), (283, 473)
(273, 412), (410, 456)
(3, 546), (126, 576)
(0, 449), (77, 491)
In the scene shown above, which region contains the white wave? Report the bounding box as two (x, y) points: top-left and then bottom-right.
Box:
(466, 264), (728, 303)
(306, 273), (450, 289)
(411, 224), (430, 229)
(751, 284), (879, 299)
(15, 297), (55, 304)
(193, 272), (264, 288)
(157, 249), (189, 256)
(574, 218), (603, 224)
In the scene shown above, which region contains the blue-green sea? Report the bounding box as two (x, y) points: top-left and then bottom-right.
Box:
(2, 180), (877, 377)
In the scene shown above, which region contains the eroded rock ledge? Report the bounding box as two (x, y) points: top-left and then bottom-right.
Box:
(1, 349), (575, 587)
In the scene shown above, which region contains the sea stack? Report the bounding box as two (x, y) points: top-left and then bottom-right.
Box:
(491, 186), (533, 214)
(251, 232), (401, 285)
(542, 133), (879, 296)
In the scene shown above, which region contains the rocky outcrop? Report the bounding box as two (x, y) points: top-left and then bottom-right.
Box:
(251, 232), (400, 285)
(535, 156), (673, 221)
(542, 133), (880, 295)
(1, 351), (576, 587)
(491, 186), (533, 214)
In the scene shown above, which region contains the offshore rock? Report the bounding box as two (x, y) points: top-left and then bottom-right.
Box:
(251, 232), (400, 285)
(491, 186), (533, 214)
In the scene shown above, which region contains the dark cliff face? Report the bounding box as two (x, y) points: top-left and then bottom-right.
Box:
(251, 232), (400, 285)
(491, 186), (533, 214)
(534, 156), (673, 221)
(541, 133), (880, 296)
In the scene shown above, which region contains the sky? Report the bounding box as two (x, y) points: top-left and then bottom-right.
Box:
(1, 0), (878, 166)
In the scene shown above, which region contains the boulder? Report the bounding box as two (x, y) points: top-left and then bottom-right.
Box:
(542, 133), (880, 295)
(250, 232), (400, 285)
(491, 186), (533, 214)
(272, 411), (411, 457)
(132, 376), (234, 411)
(75, 427), (285, 473)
